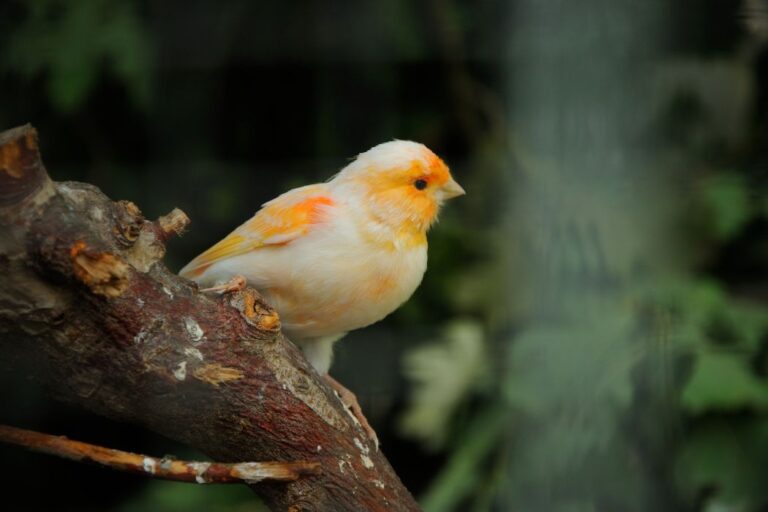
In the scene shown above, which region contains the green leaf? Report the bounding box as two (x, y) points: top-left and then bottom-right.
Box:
(699, 173), (752, 241)
(676, 419), (768, 510)
(503, 315), (639, 416)
(639, 278), (768, 350)
(4, 0), (152, 113)
(118, 480), (264, 512)
(681, 351), (768, 413)
(499, 312), (643, 490)
(400, 320), (488, 450)
(48, 55), (98, 113)
(421, 406), (509, 512)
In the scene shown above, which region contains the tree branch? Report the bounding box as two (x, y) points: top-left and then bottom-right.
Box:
(0, 424), (320, 484)
(0, 124), (420, 512)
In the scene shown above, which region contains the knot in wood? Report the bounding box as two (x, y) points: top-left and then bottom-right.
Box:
(228, 288), (281, 337)
(113, 200), (145, 247)
(70, 240), (130, 297)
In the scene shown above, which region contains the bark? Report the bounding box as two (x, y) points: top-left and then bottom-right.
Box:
(0, 124), (420, 512)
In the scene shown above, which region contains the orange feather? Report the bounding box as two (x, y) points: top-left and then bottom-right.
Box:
(180, 185), (334, 278)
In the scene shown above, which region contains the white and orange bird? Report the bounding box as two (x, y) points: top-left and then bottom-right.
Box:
(180, 140), (464, 447)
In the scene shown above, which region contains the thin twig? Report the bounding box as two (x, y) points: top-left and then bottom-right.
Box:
(0, 425), (321, 484)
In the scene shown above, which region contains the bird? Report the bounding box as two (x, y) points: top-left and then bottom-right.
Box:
(179, 140), (465, 448)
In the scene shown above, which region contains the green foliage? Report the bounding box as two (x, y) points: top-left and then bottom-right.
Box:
(670, 281), (768, 510)
(420, 406), (509, 512)
(5, 0), (151, 113)
(118, 481), (264, 512)
(503, 316), (639, 419)
(682, 351), (768, 413)
(399, 4), (768, 512)
(399, 320), (489, 449)
(496, 304), (660, 512)
(676, 420), (768, 511)
(698, 174), (753, 241)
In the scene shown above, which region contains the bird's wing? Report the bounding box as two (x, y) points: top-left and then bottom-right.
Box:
(180, 183), (334, 278)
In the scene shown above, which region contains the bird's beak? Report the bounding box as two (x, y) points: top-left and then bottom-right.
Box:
(439, 177), (466, 200)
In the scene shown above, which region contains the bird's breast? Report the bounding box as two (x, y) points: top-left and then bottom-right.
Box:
(264, 212), (428, 340)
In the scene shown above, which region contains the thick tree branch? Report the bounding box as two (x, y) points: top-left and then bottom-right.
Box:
(0, 124), (420, 512)
(0, 424), (320, 484)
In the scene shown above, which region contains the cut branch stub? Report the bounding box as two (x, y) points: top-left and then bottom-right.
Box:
(157, 207), (190, 239)
(0, 124), (421, 512)
(0, 124), (49, 208)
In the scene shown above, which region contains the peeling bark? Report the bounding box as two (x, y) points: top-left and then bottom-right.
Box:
(0, 125), (420, 512)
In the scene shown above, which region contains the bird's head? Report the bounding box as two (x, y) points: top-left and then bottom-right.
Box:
(334, 140), (465, 233)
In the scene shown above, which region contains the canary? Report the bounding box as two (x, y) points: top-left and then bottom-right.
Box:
(180, 140), (464, 447)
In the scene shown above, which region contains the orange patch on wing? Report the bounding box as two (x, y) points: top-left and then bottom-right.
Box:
(181, 191), (334, 278)
(246, 195), (334, 244)
(277, 196), (333, 228)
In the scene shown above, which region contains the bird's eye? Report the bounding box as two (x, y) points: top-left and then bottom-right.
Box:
(414, 179), (428, 190)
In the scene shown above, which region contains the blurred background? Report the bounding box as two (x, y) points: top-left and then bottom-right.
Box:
(2, 0), (768, 510)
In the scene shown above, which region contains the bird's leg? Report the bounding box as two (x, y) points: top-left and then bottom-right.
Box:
(323, 373), (379, 450)
(200, 275), (247, 294)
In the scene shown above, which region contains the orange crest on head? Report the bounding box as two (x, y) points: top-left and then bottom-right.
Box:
(332, 140), (461, 235)
(407, 150), (451, 188)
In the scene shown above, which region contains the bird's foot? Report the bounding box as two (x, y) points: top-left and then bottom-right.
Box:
(323, 373), (379, 451)
(200, 275), (247, 294)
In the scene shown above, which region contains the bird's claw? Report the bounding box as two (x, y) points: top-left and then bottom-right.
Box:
(323, 374), (380, 451)
(200, 275), (247, 294)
